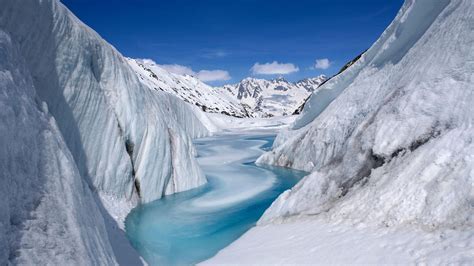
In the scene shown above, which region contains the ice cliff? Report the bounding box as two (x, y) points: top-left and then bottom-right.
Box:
(258, 0), (474, 229)
(0, 28), (119, 265)
(0, 0), (210, 204)
(0, 0), (212, 264)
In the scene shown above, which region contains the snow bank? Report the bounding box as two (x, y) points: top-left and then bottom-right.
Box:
(258, 0), (474, 229)
(205, 218), (474, 265)
(0, 0), (209, 205)
(206, 113), (297, 132)
(0, 29), (116, 265)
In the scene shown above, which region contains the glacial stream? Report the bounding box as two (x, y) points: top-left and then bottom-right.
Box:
(125, 132), (306, 265)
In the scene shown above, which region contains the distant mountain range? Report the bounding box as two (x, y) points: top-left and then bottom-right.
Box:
(128, 58), (327, 118)
(220, 76), (327, 117)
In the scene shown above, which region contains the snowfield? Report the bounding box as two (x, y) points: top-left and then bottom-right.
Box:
(204, 219), (473, 265)
(210, 0), (474, 263)
(206, 113), (298, 132)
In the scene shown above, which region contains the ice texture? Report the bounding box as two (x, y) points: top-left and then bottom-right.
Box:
(0, 0), (209, 204)
(205, 218), (474, 265)
(258, 0), (474, 228)
(0, 0), (215, 264)
(0, 29), (117, 265)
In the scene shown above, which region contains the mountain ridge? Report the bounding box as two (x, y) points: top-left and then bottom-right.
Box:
(128, 58), (327, 118)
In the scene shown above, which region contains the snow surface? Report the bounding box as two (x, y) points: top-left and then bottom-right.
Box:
(205, 218), (473, 265)
(207, 113), (298, 132)
(208, 0), (474, 264)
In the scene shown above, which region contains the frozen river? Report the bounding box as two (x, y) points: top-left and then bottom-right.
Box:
(125, 132), (306, 265)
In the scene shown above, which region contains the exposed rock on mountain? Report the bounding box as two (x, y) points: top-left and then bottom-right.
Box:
(221, 76), (327, 117)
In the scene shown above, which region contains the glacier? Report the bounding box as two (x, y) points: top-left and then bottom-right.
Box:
(2, 0), (473, 264)
(0, 29), (117, 265)
(0, 0), (216, 264)
(257, 0), (473, 228)
(208, 0), (473, 263)
(0, 0), (211, 205)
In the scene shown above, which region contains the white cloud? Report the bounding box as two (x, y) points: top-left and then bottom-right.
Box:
(251, 61), (299, 75)
(314, 58), (331, 69)
(159, 64), (195, 76)
(137, 58), (157, 66)
(197, 70), (231, 82)
(156, 63), (231, 82)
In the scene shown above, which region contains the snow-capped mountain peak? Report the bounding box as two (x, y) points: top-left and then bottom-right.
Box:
(221, 75), (327, 117)
(128, 58), (248, 117)
(128, 58), (327, 118)
(295, 75), (328, 92)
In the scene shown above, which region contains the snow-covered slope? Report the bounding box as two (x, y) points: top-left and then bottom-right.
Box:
(128, 57), (326, 119)
(221, 76), (327, 117)
(206, 0), (474, 263)
(0, 29), (117, 265)
(205, 218), (473, 265)
(293, 53), (363, 115)
(294, 76), (329, 92)
(128, 58), (248, 117)
(258, 0), (473, 229)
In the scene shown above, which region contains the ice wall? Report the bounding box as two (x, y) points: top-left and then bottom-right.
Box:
(0, 30), (117, 265)
(292, 0), (451, 130)
(0, 0), (209, 204)
(258, 0), (474, 228)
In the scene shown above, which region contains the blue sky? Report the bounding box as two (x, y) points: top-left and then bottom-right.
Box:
(61, 0), (403, 85)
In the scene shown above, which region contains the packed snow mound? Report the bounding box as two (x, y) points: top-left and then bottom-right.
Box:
(0, 30), (116, 265)
(258, 0), (474, 229)
(0, 0), (209, 204)
(220, 76), (327, 118)
(128, 58), (248, 117)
